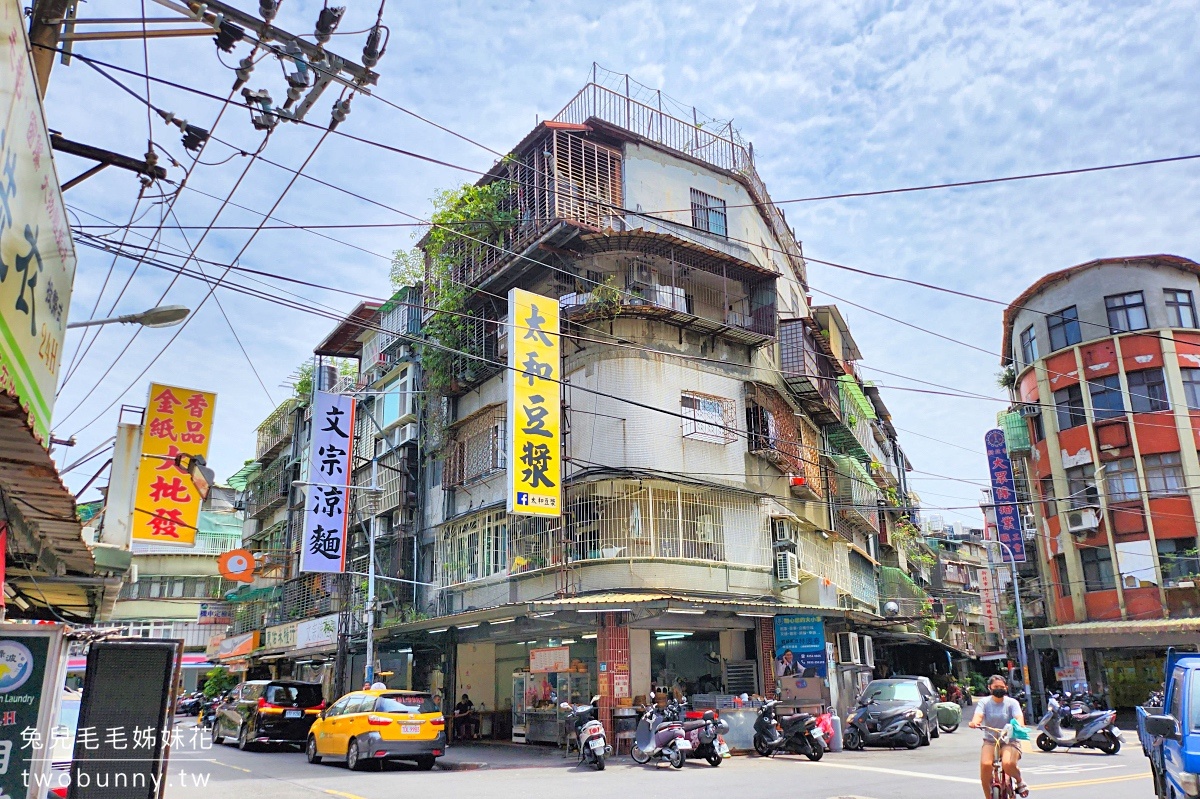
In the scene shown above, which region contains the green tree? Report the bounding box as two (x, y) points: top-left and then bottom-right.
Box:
(202, 665), (237, 699)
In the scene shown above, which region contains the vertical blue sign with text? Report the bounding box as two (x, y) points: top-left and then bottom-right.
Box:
(774, 615), (827, 679)
(985, 428), (1025, 563)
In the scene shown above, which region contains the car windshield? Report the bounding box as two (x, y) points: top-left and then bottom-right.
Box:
(376, 694), (438, 714)
(864, 682), (921, 702)
(266, 684), (323, 707)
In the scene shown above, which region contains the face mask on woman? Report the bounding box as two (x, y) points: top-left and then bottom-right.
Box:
(991, 686), (1007, 698)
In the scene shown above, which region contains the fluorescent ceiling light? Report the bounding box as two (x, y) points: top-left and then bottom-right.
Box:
(457, 623), (479, 630)
(736, 613), (776, 618)
(666, 608), (705, 615)
(489, 618), (515, 625)
(428, 628), (448, 634)
(581, 633), (598, 639)
(654, 631), (692, 639)
(561, 638), (577, 644)
(531, 612), (556, 618)
(579, 608), (631, 613)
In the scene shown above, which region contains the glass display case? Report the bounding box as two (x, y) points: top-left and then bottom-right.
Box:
(512, 670), (592, 745)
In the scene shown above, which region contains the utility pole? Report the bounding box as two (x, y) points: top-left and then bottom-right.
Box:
(365, 455), (378, 686)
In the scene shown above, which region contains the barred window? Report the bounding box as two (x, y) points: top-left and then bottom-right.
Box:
(445, 405), (505, 487)
(681, 392), (735, 444)
(690, 189), (727, 237)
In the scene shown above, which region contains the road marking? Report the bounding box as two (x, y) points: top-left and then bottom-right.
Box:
(1029, 773), (1150, 791)
(210, 760), (252, 773)
(1024, 764), (1123, 775)
(324, 791), (368, 799)
(804, 761), (977, 784)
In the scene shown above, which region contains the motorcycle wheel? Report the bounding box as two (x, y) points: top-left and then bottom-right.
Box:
(1096, 732), (1120, 755)
(753, 734), (774, 757)
(668, 748), (684, 769)
(939, 723), (959, 734)
(594, 755), (606, 771)
(1036, 733), (1057, 752)
(706, 753), (723, 767)
(901, 728), (921, 750)
(630, 745), (651, 765)
(843, 727), (864, 751)
(805, 739), (824, 762)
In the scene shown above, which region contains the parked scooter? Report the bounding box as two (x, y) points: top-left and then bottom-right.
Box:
(562, 696), (611, 771)
(200, 697), (220, 731)
(1034, 695), (1123, 754)
(843, 697), (924, 750)
(631, 695), (690, 769)
(752, 699), (825, 760)
(677, 704), (730, 766)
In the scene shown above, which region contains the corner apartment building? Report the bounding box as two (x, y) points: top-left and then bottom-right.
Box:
(1002, 254), (1200, 707)
(367, 72), (939, 734)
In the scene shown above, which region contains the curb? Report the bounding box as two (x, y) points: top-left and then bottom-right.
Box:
(437, 761), (489, 771)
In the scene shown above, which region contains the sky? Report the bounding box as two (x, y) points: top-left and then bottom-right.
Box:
(44, 0), (1200, 529)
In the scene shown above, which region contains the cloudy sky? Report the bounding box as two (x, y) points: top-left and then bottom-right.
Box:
(46, 0), (1200, 527)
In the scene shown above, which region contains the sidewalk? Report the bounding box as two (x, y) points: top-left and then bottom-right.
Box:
(438, 740), (576, 771)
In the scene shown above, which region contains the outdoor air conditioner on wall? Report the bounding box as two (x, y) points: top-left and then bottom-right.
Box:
(836, 632), (861, 665)
(775, 551), (799, 586)
(1019, 403), (1041, 417)
(395, 422), (418, 447)
(858, 634), (875, 668)
(1066, 507), (1100, 535)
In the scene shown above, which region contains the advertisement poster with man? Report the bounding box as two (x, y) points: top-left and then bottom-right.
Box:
(774, 614), (828, 679)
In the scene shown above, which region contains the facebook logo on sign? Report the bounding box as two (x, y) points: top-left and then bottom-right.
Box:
(516, 492), (529, 506)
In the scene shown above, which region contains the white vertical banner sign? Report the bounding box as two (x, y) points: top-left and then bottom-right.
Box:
(300, 391), (355, 573)
(978, 567), (1001, 634)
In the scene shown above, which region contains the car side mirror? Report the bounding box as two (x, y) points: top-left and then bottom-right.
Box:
(1145, 714), (1180, 740)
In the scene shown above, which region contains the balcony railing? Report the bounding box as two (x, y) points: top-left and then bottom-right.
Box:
(255, 398), (298, 463)
(246, 456), (292, 519)
(134, 528), (243, 556)
(779, 319), (841, 423)
(229, 573), (348, 635)
(829, 454), (881, 535)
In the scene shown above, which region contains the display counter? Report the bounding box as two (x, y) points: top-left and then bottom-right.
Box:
(525, 709), (561, 744)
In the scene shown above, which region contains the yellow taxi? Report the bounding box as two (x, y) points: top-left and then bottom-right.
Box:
(306, 689), (446, 771)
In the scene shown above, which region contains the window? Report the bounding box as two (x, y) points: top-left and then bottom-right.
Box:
(1020, 325), (1038, 366)
(1065, 464), (1097, 509)
(1105, 457), (1140, 502)
(1144, 452), (1185, 496)
(690, 189), (727, 237)
(1128, 368), (1170, 413)
(376, 367), (412, 430)
(345, 694), (374, 715)
(746, 401), (775, 452)
(1165, 289), (1197, 328)
(1183, 369), (1200, 410)
(681, 392), (735, 444)
(1053, 554), (1070, 596)
(445, 406), (505, 487)
(376, 693), (439, 714)
(1039, 475), (1058, 517)
(1047, 306), (1082, 351)
(1105, 291), (1148, 333)
(325, 696), (353, 717)
(1190, 671), (1200, 731)
(1054, 385), (1086, 429)
(1158, 538), (1200, 583)
(1080, 546), (1116, 592)
(1169, 667), (1185, 722)
(1089, 374), (1125, 420)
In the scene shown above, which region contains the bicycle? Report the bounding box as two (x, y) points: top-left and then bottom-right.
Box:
(980, 725), (1029, 799)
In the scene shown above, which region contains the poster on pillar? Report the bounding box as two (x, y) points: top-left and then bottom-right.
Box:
(773, 615), (827, 679)
(300, 391), (355, 573)
(984, 429), (1025, 562)
(506, 288), (561, 517)
(132, 383), (216, 547)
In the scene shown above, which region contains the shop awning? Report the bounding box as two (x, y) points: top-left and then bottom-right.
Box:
(1029, 617), (1200, 650)
(858, 627), (969, 658)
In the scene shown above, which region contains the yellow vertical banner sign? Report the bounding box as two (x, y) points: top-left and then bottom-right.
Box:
(132, 383), (218, 546)
(507, 288), (561, 516)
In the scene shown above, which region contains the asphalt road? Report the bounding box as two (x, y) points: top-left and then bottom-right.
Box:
(122, 723), (1154, 799)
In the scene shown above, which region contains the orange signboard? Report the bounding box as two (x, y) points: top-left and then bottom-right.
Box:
(132, 382), (217, 546)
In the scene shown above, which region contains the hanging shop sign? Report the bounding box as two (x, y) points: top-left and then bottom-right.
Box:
(300, 391), (355, 573)
(773, 614), (827, 679)
(132, 382), (217, 547)
(0, 623), (68, 799)
(197, 602), (232, 625)
(506, 288), (561, 517)
(978, 567), (1001, 634)
(529, 646), (570, 673)
(217, 548), (256, 583)
(295, 613), (339, 649)
(263, 621), (298, 650)
(0, 1), (77, 446)
(216, 631), (259, 660)
(984, 429), (1025, 562)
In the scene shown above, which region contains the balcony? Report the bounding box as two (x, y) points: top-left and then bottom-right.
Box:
(745, 383), (823, 500)
(829, 454), (881, 536)
(255, 398), (298, 464)
(229, 573), (347, 635)
(827, 375), (877, 463)
(245, 519), (289, 578)
(561, 230), (777, 346)
(779, 319), (841, 424)
(246, 456), (292, 519)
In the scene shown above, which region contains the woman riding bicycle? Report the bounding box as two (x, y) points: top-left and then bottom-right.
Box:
(968, 675), (1028, 799)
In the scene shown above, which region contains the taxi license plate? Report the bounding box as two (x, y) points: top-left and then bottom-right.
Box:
(285, 710), (302, 719)
(402, 724), (422, 735)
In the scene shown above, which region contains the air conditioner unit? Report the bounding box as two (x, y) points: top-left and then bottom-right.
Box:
(858, 634), (875, 669)
(836, 631), (861, 665)
(1019, 404), (1041, 418)
(775, 551), (799, 586)
(1066, 507), (1100, 535)
(394, 422), (418, 447)
(1022, 514), (1038, 531)
(771, 518), (795, 545)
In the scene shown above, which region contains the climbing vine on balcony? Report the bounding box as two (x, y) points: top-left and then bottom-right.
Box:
(390, 179), (518, 403)
(889, 518), (936, 570)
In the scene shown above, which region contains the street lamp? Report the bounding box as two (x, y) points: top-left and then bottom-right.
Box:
(66, 304), (190, 329)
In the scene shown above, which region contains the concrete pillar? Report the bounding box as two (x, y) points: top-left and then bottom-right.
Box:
(630, 628), (651, 698)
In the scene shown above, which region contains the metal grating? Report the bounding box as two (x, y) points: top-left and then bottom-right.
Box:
(444, 405), (505, 488)
(255, 398), (298, 463)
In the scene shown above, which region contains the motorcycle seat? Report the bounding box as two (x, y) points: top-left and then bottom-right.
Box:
(781, 713), (814, 725)
(681, 720), (708, 731)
